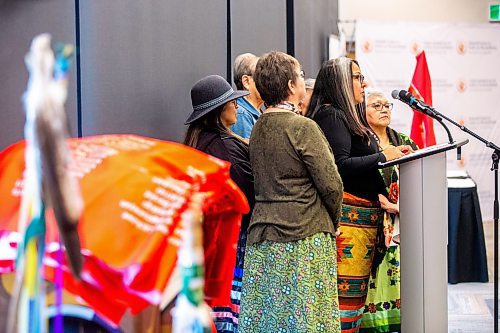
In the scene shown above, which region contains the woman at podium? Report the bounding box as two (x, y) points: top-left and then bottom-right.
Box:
(306, 58), (410, 332)
(359, 88), (418, 333)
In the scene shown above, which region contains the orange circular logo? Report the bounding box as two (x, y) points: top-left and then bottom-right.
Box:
(457, 79), (467, 93)
(362, 40), (373, 53)
(456, 41), (467, 55)
(410, 41), (423, 55)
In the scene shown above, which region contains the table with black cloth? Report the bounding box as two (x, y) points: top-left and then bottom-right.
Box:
(447, 177), (489, 284)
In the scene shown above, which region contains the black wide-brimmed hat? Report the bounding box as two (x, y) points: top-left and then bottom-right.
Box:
(185, 75), (249, 125)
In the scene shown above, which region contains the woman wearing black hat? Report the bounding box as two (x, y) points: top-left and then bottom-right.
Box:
(184, 74), (254, 333)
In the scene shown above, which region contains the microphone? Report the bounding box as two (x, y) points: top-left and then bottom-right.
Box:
(391, 89), (437, 118)
(392, 89), (452, 142)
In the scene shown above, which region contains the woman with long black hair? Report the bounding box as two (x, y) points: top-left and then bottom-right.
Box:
(306, 58), (411, 332)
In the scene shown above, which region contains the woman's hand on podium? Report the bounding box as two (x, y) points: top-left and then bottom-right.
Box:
(396, 145), (414, 155)
(382, 145), (404, 161)
(378, 194), (399, 214)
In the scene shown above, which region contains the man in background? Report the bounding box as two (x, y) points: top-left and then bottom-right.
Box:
(299, 78), (315, 115)
(230, 53), (264, 139)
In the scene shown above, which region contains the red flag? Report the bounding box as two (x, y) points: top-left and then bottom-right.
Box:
(409, 51), (436, 147)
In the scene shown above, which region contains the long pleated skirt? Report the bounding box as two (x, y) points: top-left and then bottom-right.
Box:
(239, 232), (341, 333)
(337, 193), (383, 333)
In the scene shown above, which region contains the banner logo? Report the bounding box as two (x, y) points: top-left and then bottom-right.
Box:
(410, 41), (423, 55)
(456, 41), (467, 55)
(457, 79), (467, 93)
(362, 40), (373, 53)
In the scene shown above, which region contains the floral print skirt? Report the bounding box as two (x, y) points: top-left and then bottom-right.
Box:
(238, 232), (340, 333)
(360, 246), (401, 333)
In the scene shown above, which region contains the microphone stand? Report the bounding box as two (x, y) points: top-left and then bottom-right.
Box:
(424, 105), (500, 332)
(422, 108), (460, 159)
(425, 109), (454, 144)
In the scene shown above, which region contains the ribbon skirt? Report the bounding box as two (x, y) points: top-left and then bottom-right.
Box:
(336, 193), (383, 333)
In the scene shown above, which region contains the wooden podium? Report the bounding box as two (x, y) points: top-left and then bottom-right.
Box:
(379, 140), (468, 333)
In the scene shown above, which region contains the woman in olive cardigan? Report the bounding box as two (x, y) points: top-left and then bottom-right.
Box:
(238, 51), (343, 333)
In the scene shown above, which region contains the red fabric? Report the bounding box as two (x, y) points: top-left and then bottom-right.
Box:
(0, 135), (248, 326)
(202, 210), (240, 308)
(409, 51), (436, 148)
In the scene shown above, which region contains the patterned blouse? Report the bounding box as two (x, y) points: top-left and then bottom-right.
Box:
(379, 127), (419, 247)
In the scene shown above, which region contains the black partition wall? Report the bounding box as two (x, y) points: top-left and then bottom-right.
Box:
(295, 0), (338, 79)
(0, 0), (77, 151)
(79, 0), (228, 141)
(231, 0), (287, 66)
(0, 0), (338, 151)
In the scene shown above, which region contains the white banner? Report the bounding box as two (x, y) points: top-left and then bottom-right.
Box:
(355, 21), (500, 220)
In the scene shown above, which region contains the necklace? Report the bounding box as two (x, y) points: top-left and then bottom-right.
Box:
(267, 101), (300, 114)
(373, 131), (390, 150)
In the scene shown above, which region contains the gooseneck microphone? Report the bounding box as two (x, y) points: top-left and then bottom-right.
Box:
(391, 89), (439, 119)
(392, 89), (453, 142)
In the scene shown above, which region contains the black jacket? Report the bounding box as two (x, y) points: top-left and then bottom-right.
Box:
(196, 129), (254, 230)
(312, 105), (387, 201)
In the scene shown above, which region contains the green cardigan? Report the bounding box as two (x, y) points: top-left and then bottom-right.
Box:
(247, 111), (343, 244)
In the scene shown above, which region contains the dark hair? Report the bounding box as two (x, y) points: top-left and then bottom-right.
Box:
(306, 57), (370, 140)
(254, 51), (299, 107)
(357, 100), (371, 129)
(184, 104), (227, 148)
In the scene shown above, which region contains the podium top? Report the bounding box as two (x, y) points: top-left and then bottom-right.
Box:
(378, 139), (468, 168)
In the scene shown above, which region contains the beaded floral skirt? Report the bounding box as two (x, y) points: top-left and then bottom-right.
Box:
(239, 232), (341, 333)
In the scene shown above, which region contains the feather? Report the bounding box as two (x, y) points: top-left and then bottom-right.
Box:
(23, 33), (83, 277)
